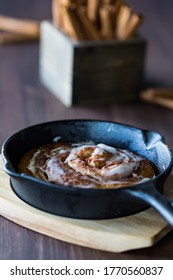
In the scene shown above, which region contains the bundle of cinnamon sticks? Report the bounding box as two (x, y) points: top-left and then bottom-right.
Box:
(52, 0), (143, 41)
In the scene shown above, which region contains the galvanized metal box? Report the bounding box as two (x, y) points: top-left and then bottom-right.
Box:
(39, 21), (146, 107)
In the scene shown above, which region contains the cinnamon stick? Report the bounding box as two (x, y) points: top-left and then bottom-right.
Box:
(115, 4), (132, 40)
(77, 6), (102, 41)
(140, 88), (173, 110)
(99, 5), (115, 39)
(102, 1), (122, 14)
(52, 0), (77, 29)
(124, 13), (143, 39)
(61, 5), (86, 41)
(102, 0), (114, 4)
(103, 0), (122, 12)
(76, 0), (87, 6)
(87, 0), (101, 25)
(52, 0), (62, 28)
(0, 15), (40, 38)
(0, 32), (38, 45)
(114, 0), (122, 15)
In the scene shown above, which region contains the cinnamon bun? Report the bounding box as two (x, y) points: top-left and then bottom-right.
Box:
(18, 141), (155, 189)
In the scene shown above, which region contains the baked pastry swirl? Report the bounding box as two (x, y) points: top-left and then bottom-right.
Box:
(18, 142), (155, 189)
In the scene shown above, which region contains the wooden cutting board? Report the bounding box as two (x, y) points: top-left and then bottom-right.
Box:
(0, 155), (172, 253)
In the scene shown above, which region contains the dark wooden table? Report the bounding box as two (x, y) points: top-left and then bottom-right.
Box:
(0, 0), (173, 260)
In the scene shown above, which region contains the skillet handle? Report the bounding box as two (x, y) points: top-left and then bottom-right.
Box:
(125, 183), (173, 227)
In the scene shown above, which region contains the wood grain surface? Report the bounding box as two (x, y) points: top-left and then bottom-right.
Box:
(0, 0), (173, 260)
(0, 156), (172, 253)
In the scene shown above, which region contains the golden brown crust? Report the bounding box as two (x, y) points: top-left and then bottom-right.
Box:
(136, 159), (155, 178)
(18, 149), (36, 176)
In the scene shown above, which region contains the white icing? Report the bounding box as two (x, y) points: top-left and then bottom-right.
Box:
(97, 143), (117, 154)
(65, 143), (142, 181)
(28, 150), (41, 173)
(46, 157), (68, 184)
(28, 142), (154, 189)
(101, 161), (138, 179)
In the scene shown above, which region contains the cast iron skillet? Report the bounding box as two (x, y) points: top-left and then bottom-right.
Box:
(2, 120), (173, 225)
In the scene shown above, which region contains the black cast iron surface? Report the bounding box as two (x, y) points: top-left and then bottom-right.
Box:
(2, 120), (173, 224)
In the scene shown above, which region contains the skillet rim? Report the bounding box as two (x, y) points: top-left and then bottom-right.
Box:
(2, 119), (173, 194)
